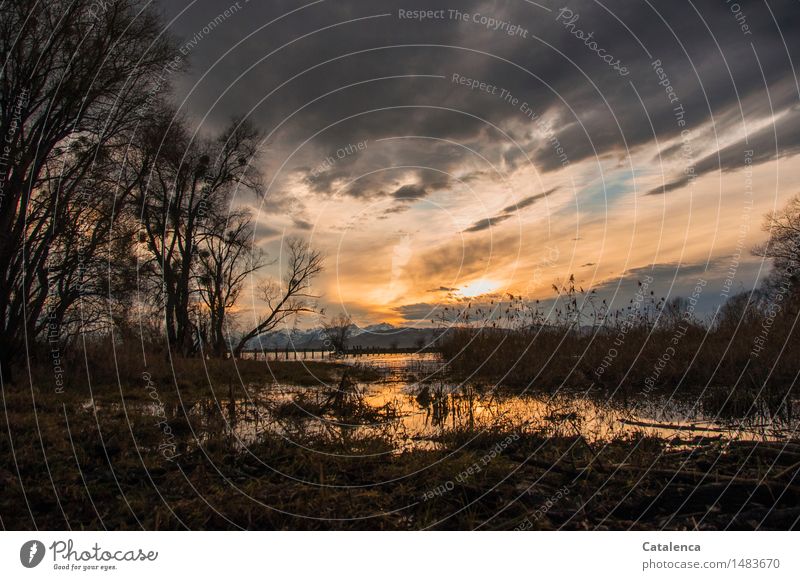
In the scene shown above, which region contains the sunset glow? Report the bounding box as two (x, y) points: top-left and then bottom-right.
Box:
(457, 279), (502, 298)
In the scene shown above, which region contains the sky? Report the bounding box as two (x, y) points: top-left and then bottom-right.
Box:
(160, 0), (800, 328)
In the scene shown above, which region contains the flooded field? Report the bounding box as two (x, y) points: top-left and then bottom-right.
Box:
(139, 353), (798, 452)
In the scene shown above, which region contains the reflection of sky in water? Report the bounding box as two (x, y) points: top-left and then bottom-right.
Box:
(108, 354), (797, 454)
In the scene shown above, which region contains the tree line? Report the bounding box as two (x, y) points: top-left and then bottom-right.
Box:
(0, 1), (323, 382)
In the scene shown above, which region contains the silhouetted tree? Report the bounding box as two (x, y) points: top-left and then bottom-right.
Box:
(754, 194), (800, 302)
(133, 109), (261, 356)
(197, 208), (265, 357)
(0, 1), (177, 381)
(323, 313), (353, 354)
(234, 239), (323, 357)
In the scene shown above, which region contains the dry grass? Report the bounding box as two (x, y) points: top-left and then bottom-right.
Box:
(1, 380), (798, 530)
(439, 304), (799, 422)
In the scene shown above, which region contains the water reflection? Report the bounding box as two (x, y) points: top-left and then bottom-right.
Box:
(89, 354), (796, 454)
(170, 353), (798, 451)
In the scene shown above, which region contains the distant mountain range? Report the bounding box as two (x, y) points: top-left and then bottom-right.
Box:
(247, 323), (444, 350)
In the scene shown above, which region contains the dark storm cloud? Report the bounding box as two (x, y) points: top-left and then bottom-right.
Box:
(646, 175), (692, 196)
(464, 186), (556, 232)
(586, 257), (768, 314)
(392, 183), (430, 200)
(162, 0), (800, 200)
(649, 108), (800, 194)
(464, 214), (513, 232)
(501, 187), (558, 212)
(705, 110), (800, 169)
(292, 216), (313, 230)
(622, 261), (714, 283)
(603, 258), (764, 296)
(305, 140), (462, 203)
(393, 302), (440, 321)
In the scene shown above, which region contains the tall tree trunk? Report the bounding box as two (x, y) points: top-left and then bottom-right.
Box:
(0, 339), (15, 384)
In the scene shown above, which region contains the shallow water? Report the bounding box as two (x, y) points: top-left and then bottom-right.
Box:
(182, 353), (798, 451)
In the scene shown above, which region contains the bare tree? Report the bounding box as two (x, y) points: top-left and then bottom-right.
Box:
(197, 208), (265, 357)
(234, 239), (323, 357)
(754, 194), (800, 293)
(133, 108), (262, 356)
(323, 313), (353, 354)
(0, 1), (177, 381)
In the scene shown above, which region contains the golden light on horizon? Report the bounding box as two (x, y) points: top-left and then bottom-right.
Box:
(457, 278), (502, 298)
